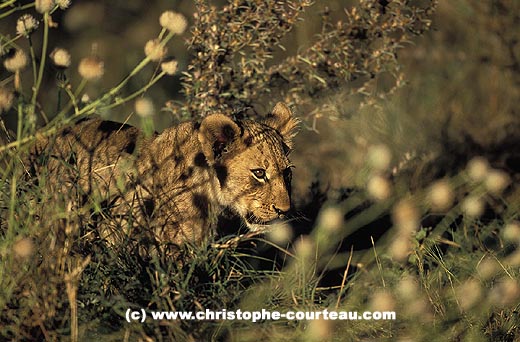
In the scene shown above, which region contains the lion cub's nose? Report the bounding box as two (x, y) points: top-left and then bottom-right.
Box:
(273, 203), (290, 218)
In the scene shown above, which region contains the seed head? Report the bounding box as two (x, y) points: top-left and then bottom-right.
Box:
(389, 236), (411, 262)
(78, 56), (104, 81)
(367, 144), (392, 171)
(161, 58), (178, 75)
(477, 257), (499, 280)
(428, 179), (454, 211)
(306, 318), (331, 341)
(159, 11), (188, 35)
(503, 221), (520, 244)
(485, 169), (510, 195)
(406, 297), (431, 319)
(35, 0), (55, 13)
(144, 39), (167, 62)
(462, 196), (484, 218)
(367, 175), (391, 201)
(456, 279), (482, 311)
(16, 14), (39, 36)
(135, 97), (155, 117)
(489, 278), (520, 307)
(392, 199), (419, 233)
(370, 290), (396, 312)
(81, 93), (91, 103)
(267, 222), (293, 245)
(4, 49), (28, 72)
(55, 0), (71, 9)
(0, 87), (14, 114)
(467, 157), (489, 182)
(397, 276), (419, 301)
(294, 235), (314, 260)
(50, 47), (71, 68)
(318, 206), (343, 232)
(506, 250), (520, 267)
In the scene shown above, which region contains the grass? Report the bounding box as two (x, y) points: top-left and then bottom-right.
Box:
(1, 0), (519, 341)
(2, 155), (518, 341)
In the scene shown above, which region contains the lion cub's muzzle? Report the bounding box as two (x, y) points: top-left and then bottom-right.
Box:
(272, 203), (290, 219)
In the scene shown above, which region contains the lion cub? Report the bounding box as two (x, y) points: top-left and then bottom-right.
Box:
(29, 103), (298, 248)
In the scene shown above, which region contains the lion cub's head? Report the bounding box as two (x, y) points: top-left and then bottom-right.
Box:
(198, 103), (299, 231)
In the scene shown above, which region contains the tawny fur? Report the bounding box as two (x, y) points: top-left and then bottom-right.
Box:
(27, 103), (299, 248)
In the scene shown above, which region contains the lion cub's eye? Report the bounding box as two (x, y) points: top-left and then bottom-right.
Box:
(251, 168), (267, 181)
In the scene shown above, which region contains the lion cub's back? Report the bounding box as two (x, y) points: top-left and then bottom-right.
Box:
(30, 117), (147, 195)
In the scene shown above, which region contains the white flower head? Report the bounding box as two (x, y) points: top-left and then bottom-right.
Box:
(135, 97), (155, 118)
(368, 144), (392, 171)
(266, 222), (293, 245)
(0, 87), (14, 114)
(144, 39), (167, 62)
(467, 157), (489, 182)
(16, 14), (39, 36)
(161, 58), (178, 75)
(50, 47), (71, 68)
(55, 0), (71, 9)
(462, 196), (484, 218)
(4, 49), (28, 72)
(159, 11), (188, 35)
(485, 169), (510, 195)
(367, 175), (391, 201)
(429, 180), (454, 211)
(78, 56), (104, 81)
(35, 0), (55, 13)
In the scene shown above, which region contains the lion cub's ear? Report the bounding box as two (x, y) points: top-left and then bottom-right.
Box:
(264, 102), (299, 149)
(198, 114), (241, 163)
